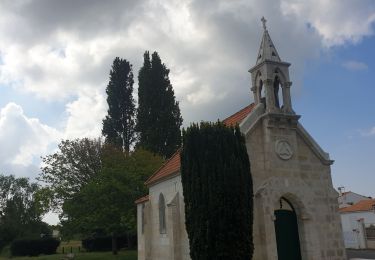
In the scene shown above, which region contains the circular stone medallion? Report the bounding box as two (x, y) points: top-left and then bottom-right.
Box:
(275, 140), (293, 160)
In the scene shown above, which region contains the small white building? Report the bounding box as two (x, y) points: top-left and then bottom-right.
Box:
(338, 190), (371, 208)
(340, 199), (375, 249)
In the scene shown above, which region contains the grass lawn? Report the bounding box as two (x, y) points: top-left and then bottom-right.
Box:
(0, 250), (137, 260)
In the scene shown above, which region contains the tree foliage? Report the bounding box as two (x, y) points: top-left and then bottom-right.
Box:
(60, 147), (163, 239)
(102, 57), (136, 151)
(0, 174), (50, 250)
(38, 138), (102, 210)
(137, 51), (183, 158)
(181, 122), (254, 260)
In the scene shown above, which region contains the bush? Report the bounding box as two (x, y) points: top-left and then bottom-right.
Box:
(82, 235), (136, 252)
(181, 122), (253, 259)
(10, 237), (60, 256)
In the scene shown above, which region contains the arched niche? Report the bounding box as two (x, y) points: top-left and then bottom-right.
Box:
(159, 193), (166, 234)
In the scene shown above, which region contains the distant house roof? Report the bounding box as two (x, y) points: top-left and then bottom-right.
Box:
(339, 199), (375, 213)
(338, 191), (372, 199)
(340, 191), (351, 196)
(135, 195), (149, 204)
(144, 103), (255, 186)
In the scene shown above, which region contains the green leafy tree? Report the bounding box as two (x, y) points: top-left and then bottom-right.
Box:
(60, 147), (163, 252)
(137, 51), (183, 158)
(38, 138), (102, 210)
(0, 174), (50, 250)
(181, 122), (254, 260)
(102, 57), (136, 152)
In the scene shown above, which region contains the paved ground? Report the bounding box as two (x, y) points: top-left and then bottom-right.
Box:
(347, 249), (375, 259)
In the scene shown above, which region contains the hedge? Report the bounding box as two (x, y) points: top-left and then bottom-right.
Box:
(82, 235), (136, 252)
(11, 237), (60, 256)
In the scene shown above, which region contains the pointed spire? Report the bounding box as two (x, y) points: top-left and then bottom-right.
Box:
(255, 17), (281, 65)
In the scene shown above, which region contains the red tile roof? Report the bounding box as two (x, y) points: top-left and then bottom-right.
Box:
(144, 149), (181, 186)
(144, 103), (255, 186)
(134, 195), (149, 204)
(339, 199), (375, 213)
(222, 103), (255, 126)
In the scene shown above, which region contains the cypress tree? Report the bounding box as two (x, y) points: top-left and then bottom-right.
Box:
(137, 51), (183, 158)
(181, 122), (253, 260)
(102, 57), (135, 151)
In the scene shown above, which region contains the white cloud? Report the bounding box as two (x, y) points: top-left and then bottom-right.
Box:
(0, 0), (375, 178)
(0, 103), (61, 175)
(280, 0), (375, 47)
(342, 60), (368, 71)
(361, 126), (375, 137)
(64, 89), (107, 139)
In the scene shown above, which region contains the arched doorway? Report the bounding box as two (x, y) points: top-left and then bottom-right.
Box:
(274, 197), (302, 260)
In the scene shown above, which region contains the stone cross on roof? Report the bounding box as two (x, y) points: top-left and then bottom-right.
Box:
(261, 16), (267, 30)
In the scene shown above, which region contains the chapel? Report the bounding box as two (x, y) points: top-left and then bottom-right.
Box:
(135, 18), (346, 260)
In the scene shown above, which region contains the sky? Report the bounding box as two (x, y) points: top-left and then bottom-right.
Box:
(0, 0), (375, 224)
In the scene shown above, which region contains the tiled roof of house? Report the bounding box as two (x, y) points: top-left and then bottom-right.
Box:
(144, 149), (181, 186)
(135, 195), (149, 204)
(144, 103), (255, 187)
(339, 199), (375, 213)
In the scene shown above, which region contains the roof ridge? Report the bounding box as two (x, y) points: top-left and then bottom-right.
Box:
(339, 198), (375, 213)
(222, 103), (255, 124)
(135, 194), (149, 204)
(144, 148), (181, 185)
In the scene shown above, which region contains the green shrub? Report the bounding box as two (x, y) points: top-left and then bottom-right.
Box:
(82, 235), (136, 252)
(181, 122), (254, 259)
(10, 237), (60, 256)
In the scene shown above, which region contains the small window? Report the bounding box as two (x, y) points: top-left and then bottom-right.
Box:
(272, 51), (276, 56)
(159, 193), (166, 234)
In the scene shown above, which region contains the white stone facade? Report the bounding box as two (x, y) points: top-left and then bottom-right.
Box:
(137, 175), (190, 260)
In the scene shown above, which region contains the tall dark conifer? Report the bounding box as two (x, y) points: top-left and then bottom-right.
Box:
(137, 51), (183, 158)
(102, 57), (135, 152)
(181, 122), (254, 260)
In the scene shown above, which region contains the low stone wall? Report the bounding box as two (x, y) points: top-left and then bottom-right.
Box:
(367, 239), (375, 249)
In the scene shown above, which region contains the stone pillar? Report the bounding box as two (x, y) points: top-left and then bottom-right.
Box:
(144, 203), (152, 260)
(264, 79), (276, 113)
(282, 81), (293, 113)
(167, 194), (181, 260)
(251, 86), (259, 104)
(253, 194), (269, 260)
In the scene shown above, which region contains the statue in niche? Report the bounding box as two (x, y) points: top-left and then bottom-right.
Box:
(273, 77), (280, 108)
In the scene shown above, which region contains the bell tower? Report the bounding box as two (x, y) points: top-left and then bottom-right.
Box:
(249, 17), (293, 114)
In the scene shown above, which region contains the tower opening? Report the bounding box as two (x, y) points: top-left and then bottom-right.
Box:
(273, 76), (283, 109)
(259, 80), (266, 107)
